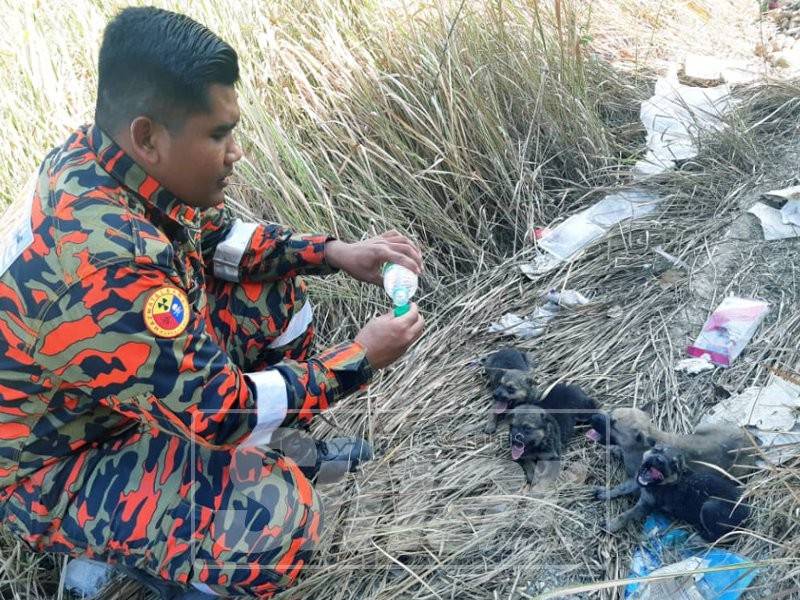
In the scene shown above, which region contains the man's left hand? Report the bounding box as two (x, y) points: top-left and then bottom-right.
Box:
(325, 230), (423, 286)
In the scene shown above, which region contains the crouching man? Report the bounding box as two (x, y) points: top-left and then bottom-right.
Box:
(0, 6), (423, 598)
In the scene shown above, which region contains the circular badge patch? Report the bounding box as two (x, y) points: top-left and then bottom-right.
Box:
(144, 286), (190, 338)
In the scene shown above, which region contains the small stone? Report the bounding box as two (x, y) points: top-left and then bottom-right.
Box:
(772, 48), (800, 69)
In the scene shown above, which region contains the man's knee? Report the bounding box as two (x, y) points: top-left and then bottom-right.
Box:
(189, 447), (323, 597)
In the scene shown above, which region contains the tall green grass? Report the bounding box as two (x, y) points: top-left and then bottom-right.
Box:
(1, 0), (642, 279)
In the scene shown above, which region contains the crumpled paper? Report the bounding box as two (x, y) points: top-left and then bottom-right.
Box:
(748, 202), (800, 240)
(700, 372), (800, 465)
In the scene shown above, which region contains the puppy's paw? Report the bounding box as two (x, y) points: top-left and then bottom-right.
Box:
(593, 486), (611, 501)
(520, 483), (532, 495)
(606, 517), (627, 533)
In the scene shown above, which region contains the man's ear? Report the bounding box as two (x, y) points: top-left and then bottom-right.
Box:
(129, 116), (164, 166)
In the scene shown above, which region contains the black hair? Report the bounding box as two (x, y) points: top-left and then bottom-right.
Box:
(95, 6), (239, 133)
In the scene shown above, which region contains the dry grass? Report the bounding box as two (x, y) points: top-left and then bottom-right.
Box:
(1, 0), (798, 599)
(298, 80), (800, 599)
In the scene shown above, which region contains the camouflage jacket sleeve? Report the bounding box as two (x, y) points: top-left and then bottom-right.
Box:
(34, 262), (372, 449)
(200, 203), (337, 282)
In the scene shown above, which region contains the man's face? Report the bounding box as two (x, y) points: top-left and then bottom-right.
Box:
(155, 84), (243, 208)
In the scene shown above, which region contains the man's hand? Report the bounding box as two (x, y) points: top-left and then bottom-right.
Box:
(325, 231), (422, 286)
(355, 303), (425, 369)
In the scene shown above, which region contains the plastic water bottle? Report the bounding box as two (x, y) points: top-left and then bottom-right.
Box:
(382, 263), (418, 317)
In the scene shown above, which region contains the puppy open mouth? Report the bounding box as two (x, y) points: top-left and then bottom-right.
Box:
(585, 429), (601, 442)
(511, 441), (525, 460)
(493, 400), (509, 414)
(637, 465), (664, 486)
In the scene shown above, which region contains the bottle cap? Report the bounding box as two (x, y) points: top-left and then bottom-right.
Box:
(394, 303), (410, 317)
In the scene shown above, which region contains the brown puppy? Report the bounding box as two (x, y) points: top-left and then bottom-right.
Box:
(589, 407), (756, 501)
(510, 383), (597, 490)
(482, 349), (538, 434)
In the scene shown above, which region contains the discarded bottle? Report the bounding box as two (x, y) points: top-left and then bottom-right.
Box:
(382, 263), (417, 317)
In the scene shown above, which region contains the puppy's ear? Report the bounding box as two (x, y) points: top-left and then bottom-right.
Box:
(635, 433), (657, 447)
(546, 418), (562, 454)
(675, 453), (687, 473)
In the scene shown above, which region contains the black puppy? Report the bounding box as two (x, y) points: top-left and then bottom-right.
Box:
(606, 444), (749, 542)
(480, 347), (536, 434)
(509, 383), (597, 489)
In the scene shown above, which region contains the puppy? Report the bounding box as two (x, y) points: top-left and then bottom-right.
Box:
(607, 444), (750, 542)
(589, 407), (755, 501)
(510, 383), (597, 489)
(481, 347), (537, 434)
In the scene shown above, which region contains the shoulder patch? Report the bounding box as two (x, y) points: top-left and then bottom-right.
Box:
(144, 286), (190, 338)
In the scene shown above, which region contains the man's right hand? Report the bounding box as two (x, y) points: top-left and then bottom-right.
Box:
(354, 303), (425, 370)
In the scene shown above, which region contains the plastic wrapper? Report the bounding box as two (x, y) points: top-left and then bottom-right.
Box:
(634, 72), (731, 177)
(626, 514), (758, 600)
(686, 296), (769, 367)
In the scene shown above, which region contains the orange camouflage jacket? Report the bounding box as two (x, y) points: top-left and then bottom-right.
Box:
(0, 125), (372, 492)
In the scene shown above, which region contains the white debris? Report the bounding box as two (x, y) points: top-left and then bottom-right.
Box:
(488, 290), (589, 339)
(772, 47), (800, 70)
(748, 202), (800, 240)
(761, 185), (800, 227)
(700, 372), (800, 465)
(545, 289), (590, 307)
(635, 69), (732, 177)
(675, 356), (715, 374)
(782, 200), (800, 227)
(487, 313), (545, 339)
(524, 69), (732, 272)
(630, 556), (709, 600)
(763, 185), (800, 201)
(687, 296), (769, 367)
(584, 189), (661, 227)
(683, 53), (725, 84)
(537, 211), (606, 261)
(520, 252), (563, 277)
(528, 187), (661, 269)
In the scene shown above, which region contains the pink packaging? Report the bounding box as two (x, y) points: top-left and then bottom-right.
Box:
(687, 296), (769, 367)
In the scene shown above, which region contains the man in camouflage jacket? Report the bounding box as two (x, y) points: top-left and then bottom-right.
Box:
(0, 6), (424, 599)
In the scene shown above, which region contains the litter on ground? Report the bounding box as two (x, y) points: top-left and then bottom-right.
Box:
(487, 289), (589, 338)
(686, 296), (769, 367)
(674, 357), (715, 375)
(633, 68), (733, 178)
(699, 371), (800, 465)
(748, 202), (800, 240)
(626, 514), (758, 600)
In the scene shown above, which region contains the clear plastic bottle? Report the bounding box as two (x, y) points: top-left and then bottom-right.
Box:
(382, 263), (418, 317)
